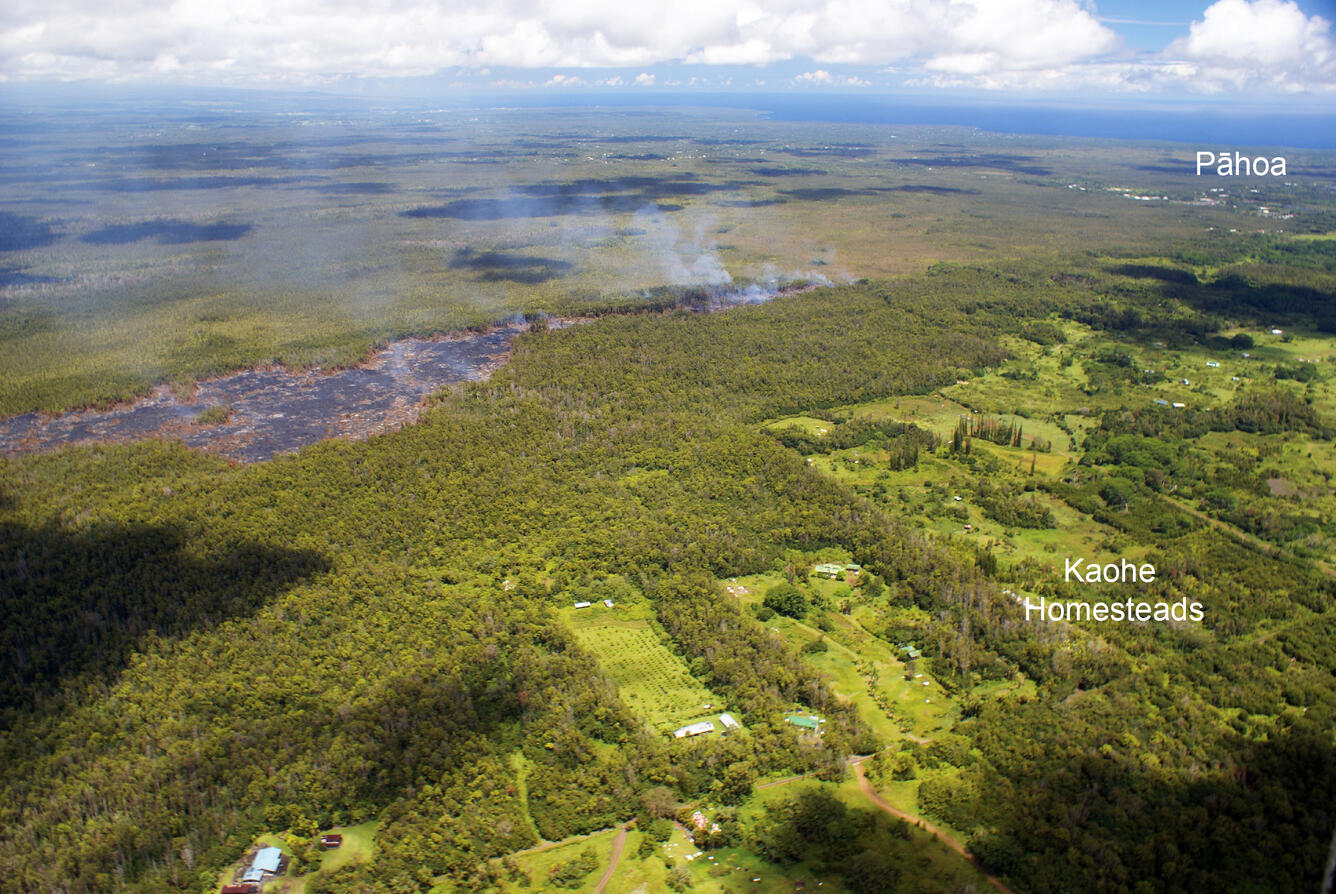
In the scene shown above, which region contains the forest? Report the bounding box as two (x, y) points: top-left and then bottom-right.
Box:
(3, 244), (1335, 893)
(2, 102), (1335, 892)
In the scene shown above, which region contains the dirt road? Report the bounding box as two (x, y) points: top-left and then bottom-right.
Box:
(591, 822), (631, 894)
(851, 761), (1018, 894)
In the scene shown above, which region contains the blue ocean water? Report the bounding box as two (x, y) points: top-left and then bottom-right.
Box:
(525, 92), (1336, 150)
(750, 94), (1335, 150)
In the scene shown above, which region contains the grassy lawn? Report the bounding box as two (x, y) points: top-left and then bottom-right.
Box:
(727, 570), (955, 742)
(317, 821), (378, 874)
(213, 822), (379, 894)
(489, 826), (620, 893)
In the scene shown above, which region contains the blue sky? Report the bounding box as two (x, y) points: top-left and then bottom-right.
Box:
(1, 0), (1333, 100)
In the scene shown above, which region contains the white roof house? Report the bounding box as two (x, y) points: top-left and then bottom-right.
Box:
(573, 601), (591, 609)
(673, 721), (715, 738)
(243, 846), (282, 882)
(718, 713), (741, 730)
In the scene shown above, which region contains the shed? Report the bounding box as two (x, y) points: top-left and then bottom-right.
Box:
(718, 712), (741, 731)
(573, 601), (592, 609)
(222, 886), (257, 894)
(320, 833), (343, 849)
(673, 721), (715, 738)
(254, 847), (282, 873)
(603, 599), (615, 608)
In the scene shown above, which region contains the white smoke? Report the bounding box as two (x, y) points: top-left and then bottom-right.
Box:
(633, 204), (732, 287)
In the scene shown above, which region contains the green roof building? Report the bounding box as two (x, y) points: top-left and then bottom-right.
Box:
(785, 715), (821, 730)
(812, 563), (845, 579)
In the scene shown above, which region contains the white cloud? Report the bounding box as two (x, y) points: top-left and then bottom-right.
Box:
(0, 0), (1328, 95)
(0, 0), (1116, 83)
(794, 68), (871, 87)
(1165, 0), (1336, 92)
(794, 69), (834, 84)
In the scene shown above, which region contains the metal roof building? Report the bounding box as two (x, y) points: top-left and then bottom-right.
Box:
(673, 720), (715, 738)
(242, 846), (282, 883)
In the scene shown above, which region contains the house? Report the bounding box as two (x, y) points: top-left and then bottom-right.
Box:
(673, 721), (715, 738)
(785, 715), (821, 731)
(901, 644), (921, 660)
(242, 846), (282, 884)
(718, 712), (740, 731)
(573, 601), (591, 609)
(320, 833), (343, 849)
(812, 563), (844, 579)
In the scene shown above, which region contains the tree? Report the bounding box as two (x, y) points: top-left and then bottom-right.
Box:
(763, 583), (809, 619)
(843, 848), (899, 894)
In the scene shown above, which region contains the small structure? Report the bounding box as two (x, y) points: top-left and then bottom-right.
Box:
(573, 601), (591, 609)
(320, 833), (343, 849)
(1172, 402), (1186, 409)
(900, 644), (922, 660)
(1206, 361), (1220, 368)
(222, 886), (257, 894)
(812, 563), (844, 579)
(1154, 399), (1169, 406)
(241, 846), (282, 885)
(603, 599), (615, 608)
(845, 563), (861, 572)
(718, 712), (741, 731)
(674, 720), (715, 738)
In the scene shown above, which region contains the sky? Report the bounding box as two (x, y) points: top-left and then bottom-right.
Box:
(1, 0), (1334, 100)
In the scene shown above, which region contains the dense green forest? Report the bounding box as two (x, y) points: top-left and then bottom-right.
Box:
(3, 252), (1336, 893)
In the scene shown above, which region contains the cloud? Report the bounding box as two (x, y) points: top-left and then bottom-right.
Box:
(1165, 0), (1336, 92)
(794, 69), (870, 87)
(0, 0), (1329, 95)
(794, 69), (834, 84)
(0, 0), (1116, 84)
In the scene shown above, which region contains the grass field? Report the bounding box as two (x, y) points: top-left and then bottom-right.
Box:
(487, 825), (621, 894)
(565, 601), (727, 733)
(727, 570), (958, 743)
